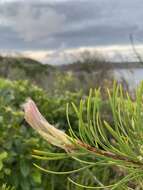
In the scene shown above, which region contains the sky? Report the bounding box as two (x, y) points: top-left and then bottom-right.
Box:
(0, 0), (143, 64)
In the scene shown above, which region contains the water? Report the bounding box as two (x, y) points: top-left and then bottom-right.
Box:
(114, 69), (143, 88)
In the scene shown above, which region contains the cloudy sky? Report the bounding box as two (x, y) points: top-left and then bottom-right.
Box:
(0, 0), (143, 64)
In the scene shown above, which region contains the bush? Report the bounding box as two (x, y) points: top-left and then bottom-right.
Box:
(0, 78), (82, 190)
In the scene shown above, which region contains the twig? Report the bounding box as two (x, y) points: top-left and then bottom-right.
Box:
(78, 141), (143, 167)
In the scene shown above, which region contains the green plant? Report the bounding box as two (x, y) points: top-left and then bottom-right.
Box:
(24, 82), (143, 190)
(1, 184), (15, 190)
(0, 78), (82, 190)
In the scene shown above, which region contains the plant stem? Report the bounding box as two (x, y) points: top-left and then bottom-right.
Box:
(78, 141), (143, 167)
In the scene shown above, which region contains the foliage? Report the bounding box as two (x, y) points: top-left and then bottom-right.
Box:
(0, 55), (129, 94)
(1, 184), (15, 190)
(32, 82), (143, 189)
(0, 76), (139, 189)
(0, 56), (54, 88)
(0, 78), (82, 190)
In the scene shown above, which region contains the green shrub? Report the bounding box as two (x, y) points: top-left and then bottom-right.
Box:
(1, 184), (15, 190)
(0, 78), (82, 190)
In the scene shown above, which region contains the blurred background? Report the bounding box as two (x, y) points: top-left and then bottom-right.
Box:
(0, 0), (143, 92)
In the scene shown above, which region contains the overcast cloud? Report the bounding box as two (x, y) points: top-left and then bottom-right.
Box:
(0, 0), (143, 63)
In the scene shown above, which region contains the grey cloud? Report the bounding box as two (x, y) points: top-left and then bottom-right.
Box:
(0, 2), (66, 41)
(0, 0), (143, 51)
